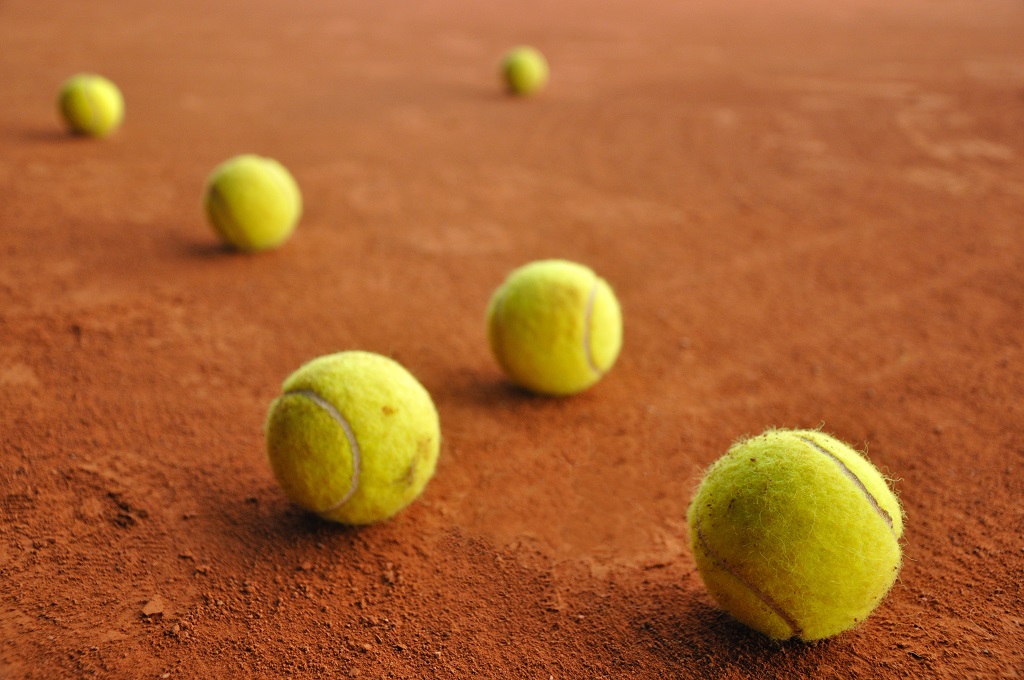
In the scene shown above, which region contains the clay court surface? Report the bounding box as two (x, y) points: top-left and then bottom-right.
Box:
(2, 0), (1023, 677)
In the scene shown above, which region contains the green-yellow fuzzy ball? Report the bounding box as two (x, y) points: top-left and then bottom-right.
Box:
(688, 428), (904, 641)
(501, 46), (549, 96)
(57, 74), (124, 137)
(265, 351), (441, 525)
(486, 259), (622, 396)
(203, 154), (302, 252)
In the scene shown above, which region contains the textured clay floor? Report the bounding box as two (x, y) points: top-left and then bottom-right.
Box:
(1, 0), (1023, 677)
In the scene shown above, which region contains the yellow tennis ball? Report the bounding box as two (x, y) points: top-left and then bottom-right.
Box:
(57, 74), (124, 137)
(265, 351), (441, 525)
(688, 428), (904, 641)
(486, 259), (623, 395)
(501, 46), (549, 96)
(203, 154), (302, 252)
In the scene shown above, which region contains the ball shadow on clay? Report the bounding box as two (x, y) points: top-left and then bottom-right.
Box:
(171, 235), (299, 261)
(18, 126), (83, 143)
(176, 240), (240, 259)
(631, 580), (836, 673)
(449, 374), (581, 410)
(235, 493), (369, 546)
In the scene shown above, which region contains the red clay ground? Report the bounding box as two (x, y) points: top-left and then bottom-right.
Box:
(2, 0), (1023, 677)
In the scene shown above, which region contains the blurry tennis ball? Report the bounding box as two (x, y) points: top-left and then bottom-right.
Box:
(688, 428), (904, 641)
(501, 46), (549, 96)
(57, 74), (124, 137)
(486, 259), (622, 395)
(203, 154), (302, 252)
(265, 351), (441, 525)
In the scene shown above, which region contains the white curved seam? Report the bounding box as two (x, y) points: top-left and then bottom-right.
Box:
(582, 279), (601, 377)
(695, 518), (801, 638)
(286, 389), (361, 512)
(797, 435), (895, 534)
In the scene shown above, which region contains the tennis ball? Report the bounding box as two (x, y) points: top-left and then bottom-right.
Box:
(265, 351), (441, 525)
(203, 154), (302, 252)
(486, 259), (622, 395)
(501, 46), (549, 96)
(57, 74), (124, 137)
(688, 428), (904, 641)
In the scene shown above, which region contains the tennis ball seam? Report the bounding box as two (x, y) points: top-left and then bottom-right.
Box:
(206, 184), (245, 248)
(82, 83), (101, 133)
(285, 388), (363, 512)
(693, 516), (803, 638)
(796, 435), (896, 534)
(582, 278), (602, 377)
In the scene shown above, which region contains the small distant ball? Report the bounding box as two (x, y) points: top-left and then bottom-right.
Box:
(57, 74), (124, 137)
(265, 351), (441, 525)
(688, 428), (904, 641)
(501, 46), (549, 96)
(203, 154), (302, 252)
(486, 259), (623, 396)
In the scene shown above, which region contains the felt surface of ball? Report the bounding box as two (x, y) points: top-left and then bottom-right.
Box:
(203, 154), (302, 252)
(688, 429), (904, 641)
(486, 259), (622, 395)
(265, 351), (440, 525)
(57, 74), (124, 137)
(501, 46), (549, 96)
